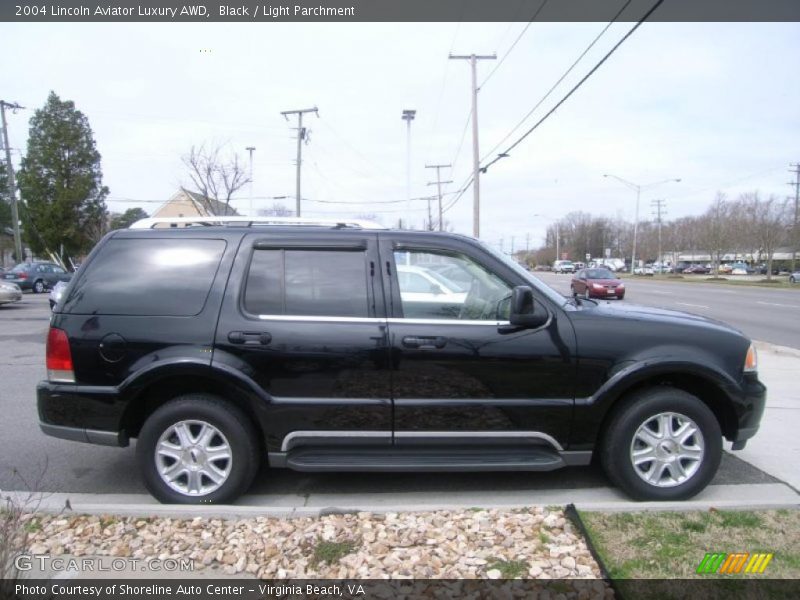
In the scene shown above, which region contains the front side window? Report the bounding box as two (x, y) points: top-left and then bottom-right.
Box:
(393, 250), (512, 321)
(244, 249), (369, 318)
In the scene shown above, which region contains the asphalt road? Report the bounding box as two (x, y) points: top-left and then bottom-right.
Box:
(535, 272), (800, 350)
(0, 288), (788, 497)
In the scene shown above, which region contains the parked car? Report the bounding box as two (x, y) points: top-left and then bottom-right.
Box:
(790, 271), (799, 284)
(0, 281), (22, 306)
(571, 268), (625, 300)
(683, 265), (710, 275)
(633, 265), (654, 276)
(38, 216), (766, 504)
(730, 263), (754, 276)
(552, 260), (575, 274)
(3, 262), (72, 293)
(717, 264), (733, 274)
(49, 280), (68, 310)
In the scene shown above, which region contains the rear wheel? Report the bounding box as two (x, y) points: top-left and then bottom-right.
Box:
(136, 394), (260, 504)
(33, 279), (45, 294)
(600, 387), (721, 500)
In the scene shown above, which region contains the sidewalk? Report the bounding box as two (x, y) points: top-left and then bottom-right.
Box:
(740, 342), (800, 491)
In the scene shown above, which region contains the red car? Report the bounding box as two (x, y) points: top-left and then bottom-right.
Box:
(571, 268), (625, 300)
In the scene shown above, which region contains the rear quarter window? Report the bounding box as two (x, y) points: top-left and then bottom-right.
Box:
(62, 238), (226, 316)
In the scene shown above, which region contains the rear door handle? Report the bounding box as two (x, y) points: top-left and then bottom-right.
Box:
(228, 331), (272, 345)
(402, 336), (447, 349)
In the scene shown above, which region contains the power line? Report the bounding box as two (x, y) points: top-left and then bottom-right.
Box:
(482, 0), (662, 173)
(479, 0), (550, 89)
(480, 0), (635, 164)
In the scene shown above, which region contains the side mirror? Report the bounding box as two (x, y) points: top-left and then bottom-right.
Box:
(509, 286), (548, 328)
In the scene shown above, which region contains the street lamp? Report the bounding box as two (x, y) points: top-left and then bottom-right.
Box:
(603, 174), (681, 273)
(401, 109), (416, 229)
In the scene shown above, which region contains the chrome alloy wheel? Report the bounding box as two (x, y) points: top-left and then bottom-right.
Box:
(155, 420), (232, 496)
(630, 412), (705, 488)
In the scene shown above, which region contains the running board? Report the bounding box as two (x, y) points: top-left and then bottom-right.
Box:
(282, 445), (571, 472)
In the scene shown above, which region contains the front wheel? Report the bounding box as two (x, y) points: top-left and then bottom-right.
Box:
(136, 394), (260, 504)
(600, 387), (721, 500)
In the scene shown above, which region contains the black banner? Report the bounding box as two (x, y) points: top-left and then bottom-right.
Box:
(2, 0), (800, 23)
(4, 579), (800, 600)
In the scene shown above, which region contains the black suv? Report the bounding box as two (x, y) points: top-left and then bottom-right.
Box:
(38, 217), (766, 504)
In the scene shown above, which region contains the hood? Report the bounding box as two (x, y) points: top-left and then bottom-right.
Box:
(580, 299), (743, 336)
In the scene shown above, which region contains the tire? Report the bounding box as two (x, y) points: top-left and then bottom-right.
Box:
(600, 387), (721, 500)
(136, 394), (260, 504)
(583, 289), (590, 300)
(791, 276), (796, 284)
(33, 279), (45, 294)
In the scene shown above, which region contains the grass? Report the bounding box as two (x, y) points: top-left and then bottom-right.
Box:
(580, 509), (800, 580)
(618, 273), (798, 289)
(311, 538), (358, 566)
(22, 518), (41, 533)
(487, 558), (528, 578)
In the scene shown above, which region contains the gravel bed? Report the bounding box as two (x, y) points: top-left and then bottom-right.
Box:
(24, 507), (609, 585)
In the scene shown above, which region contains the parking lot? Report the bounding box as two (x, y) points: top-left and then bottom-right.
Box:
(0, 285), (797, 509)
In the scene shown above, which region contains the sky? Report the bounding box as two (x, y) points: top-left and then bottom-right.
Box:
(1, 20), (798, 250)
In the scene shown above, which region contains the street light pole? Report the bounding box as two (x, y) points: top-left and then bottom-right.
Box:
(603, 174), (681, 273)
(401, 109), (416, 229)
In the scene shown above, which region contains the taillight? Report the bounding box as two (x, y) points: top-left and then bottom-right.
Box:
(18, 272), (28, 279)
(46, 327), (75, 383)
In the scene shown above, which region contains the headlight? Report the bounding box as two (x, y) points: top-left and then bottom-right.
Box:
(744, 343), (758, 373)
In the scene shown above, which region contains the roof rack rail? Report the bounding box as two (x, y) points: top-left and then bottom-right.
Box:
(129, 216), (385, 230)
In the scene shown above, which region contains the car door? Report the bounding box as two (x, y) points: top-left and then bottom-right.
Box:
(214, 232), (392, 453)
(573, 270), (585, 294)
(379, 234), (577, 449)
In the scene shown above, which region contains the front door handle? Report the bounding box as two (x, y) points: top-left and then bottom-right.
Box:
(228, 331), (272, 346)
(402, 335), (447, 349)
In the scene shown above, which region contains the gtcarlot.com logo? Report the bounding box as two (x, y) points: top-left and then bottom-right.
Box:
(15, 554), (194, 573)
(697, 552), (773, 575)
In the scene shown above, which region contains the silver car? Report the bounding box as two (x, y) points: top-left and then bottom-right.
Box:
(0, 281), (22, 306)
(49, 280), (68, 310)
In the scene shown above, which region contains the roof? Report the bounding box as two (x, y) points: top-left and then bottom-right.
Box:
(182, 188), (240, 216)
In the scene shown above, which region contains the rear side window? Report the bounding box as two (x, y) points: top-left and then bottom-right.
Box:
(63, 238), (226, 316)
(244, 249), (369, 318)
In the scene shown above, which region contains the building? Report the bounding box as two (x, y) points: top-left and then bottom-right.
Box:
(150, 188), (239, 226)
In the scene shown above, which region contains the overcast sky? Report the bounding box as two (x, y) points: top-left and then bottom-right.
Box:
(2, 21), (798, 249)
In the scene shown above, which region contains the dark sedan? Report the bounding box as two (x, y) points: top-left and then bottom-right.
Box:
(571, 268), (625, 300)
(683, 265), (711, 275)
(3, 262), (72, 293)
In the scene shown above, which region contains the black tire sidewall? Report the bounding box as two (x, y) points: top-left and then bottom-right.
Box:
(136, 394), (259, 504)
(602, 388), (722, 501)
(33, 280), (44, 294)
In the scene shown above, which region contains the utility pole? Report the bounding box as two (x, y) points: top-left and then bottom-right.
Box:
(280, 107), (318, 217)
(790, 163), (800, 272)
(401, 110), (416, 228)
(449, 53), (496, 239)
(1, 100), (24, 263)
(525, 233), (530, 253)
(425, 163), (452, 231)
(245, 146), (255, 217)
(651, 198), (667, 270)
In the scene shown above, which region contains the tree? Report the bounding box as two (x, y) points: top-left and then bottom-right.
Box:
(182, 143), (250, 216)
(110, 207), (148, 230)
(700, 193), (732, 277)
(751, 193), (790, 281)
(258, 202), (293, 217)
(16, 92), (108, 258)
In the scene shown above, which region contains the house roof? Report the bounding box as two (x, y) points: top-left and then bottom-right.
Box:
(152, 188), (240, 218)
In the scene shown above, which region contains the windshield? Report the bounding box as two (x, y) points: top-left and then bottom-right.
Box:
(478, 241), (568, 306)
(586, 269), (615, 279)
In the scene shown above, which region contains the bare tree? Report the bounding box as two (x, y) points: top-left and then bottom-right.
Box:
(752, 193), (790, 281)
(182, 143), (251, 216)
(700, 193), (733, 277)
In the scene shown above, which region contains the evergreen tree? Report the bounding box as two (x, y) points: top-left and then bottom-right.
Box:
(110, 207), (148, 230)
(16, 92), (108, 257)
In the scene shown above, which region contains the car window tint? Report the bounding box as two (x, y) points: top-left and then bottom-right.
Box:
(393, 250), (511, 321)
(63, 238), (226, 316)
(245, 249), (369, 318)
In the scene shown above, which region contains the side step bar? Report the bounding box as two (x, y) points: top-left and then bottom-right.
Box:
(279, 445), (580, 472)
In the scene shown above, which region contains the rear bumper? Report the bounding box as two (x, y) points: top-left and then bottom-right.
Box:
(39, 422), (129, 447)
(37, 380), (128, 446)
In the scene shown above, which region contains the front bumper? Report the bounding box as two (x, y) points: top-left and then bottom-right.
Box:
(731, 374), (767, 444)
